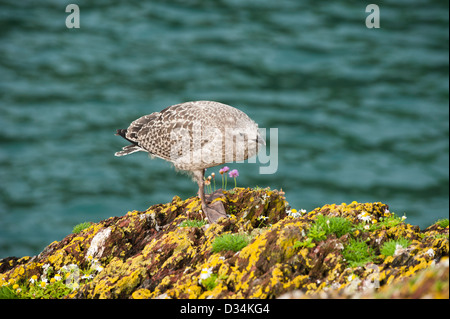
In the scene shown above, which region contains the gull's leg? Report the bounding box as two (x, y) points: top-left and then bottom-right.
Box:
(192, 169), (227, 223)
(193, 169), (206, 220)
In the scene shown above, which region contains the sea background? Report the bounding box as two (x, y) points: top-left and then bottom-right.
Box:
(0, 0), (448, 258)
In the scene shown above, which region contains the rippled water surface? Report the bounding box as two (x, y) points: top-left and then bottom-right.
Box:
(0, 0), (448, 258)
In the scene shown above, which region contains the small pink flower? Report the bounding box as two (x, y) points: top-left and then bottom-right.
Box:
(219, 166), (230, 175)
(228, 169), (239, 178)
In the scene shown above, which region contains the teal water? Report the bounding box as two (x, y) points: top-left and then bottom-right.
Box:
(0, 0), (448, 258)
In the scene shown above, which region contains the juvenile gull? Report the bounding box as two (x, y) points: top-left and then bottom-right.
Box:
(115, 100), (265, 223)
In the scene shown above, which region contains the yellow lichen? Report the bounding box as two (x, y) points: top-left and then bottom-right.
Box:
(0, 192), (447, 299)
(131, 288), (151, 299)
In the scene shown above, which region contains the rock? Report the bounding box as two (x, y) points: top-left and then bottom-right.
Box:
(0, 189), (448, 299)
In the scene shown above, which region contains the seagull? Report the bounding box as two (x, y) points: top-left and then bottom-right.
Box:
(115, 101), (265, 223)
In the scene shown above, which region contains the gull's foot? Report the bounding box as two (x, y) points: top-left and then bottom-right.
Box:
(204, 189), (225, 203)
(203, 200), (227, 223)
(202, 189), (227, 223)
(200, 189), (227, 223)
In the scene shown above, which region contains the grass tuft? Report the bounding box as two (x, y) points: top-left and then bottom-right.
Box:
(72, 222), (92, 234)
(179, 219), (207, 228)
(318, 215), (354, 238)
(343, 238), (375, 267)
(436, 219), (449, 228)
(212, 233), (250, 253)
(202, 274), (218, 291)
(380, 238), (411, 257)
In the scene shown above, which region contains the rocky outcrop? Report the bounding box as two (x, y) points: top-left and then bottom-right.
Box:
(0, 188), (448, 299)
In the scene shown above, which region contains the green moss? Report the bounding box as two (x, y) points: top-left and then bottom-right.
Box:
(201, 274), (218, 291)
(380, 238), (412, 257)
(19, 278), (73, 299)
(307, 223), (327, 241)
(343, 238), (375, 267)
(293, 237), (315, 249)
(376, 214), (404, 229)
(434, 233), (449, 239)
(211, 233), (251, 253)
(227, 205), (237, 215)
(436, 219), (449, 228)
(0, 286), (19, 299)
(179, 219), (207, 228)
(72, 222), (92, 234)
(305, 215), (354, 242)
(318, 215), (354, 238)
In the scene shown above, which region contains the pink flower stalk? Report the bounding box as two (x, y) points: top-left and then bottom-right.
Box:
(229, 169), (239, 188)
(228, 169), (239, 178)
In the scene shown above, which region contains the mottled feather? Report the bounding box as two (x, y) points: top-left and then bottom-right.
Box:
(115, 101), (264, 170)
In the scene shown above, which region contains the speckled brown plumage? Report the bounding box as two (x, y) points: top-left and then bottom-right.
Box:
(115, 100), (264, 223)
